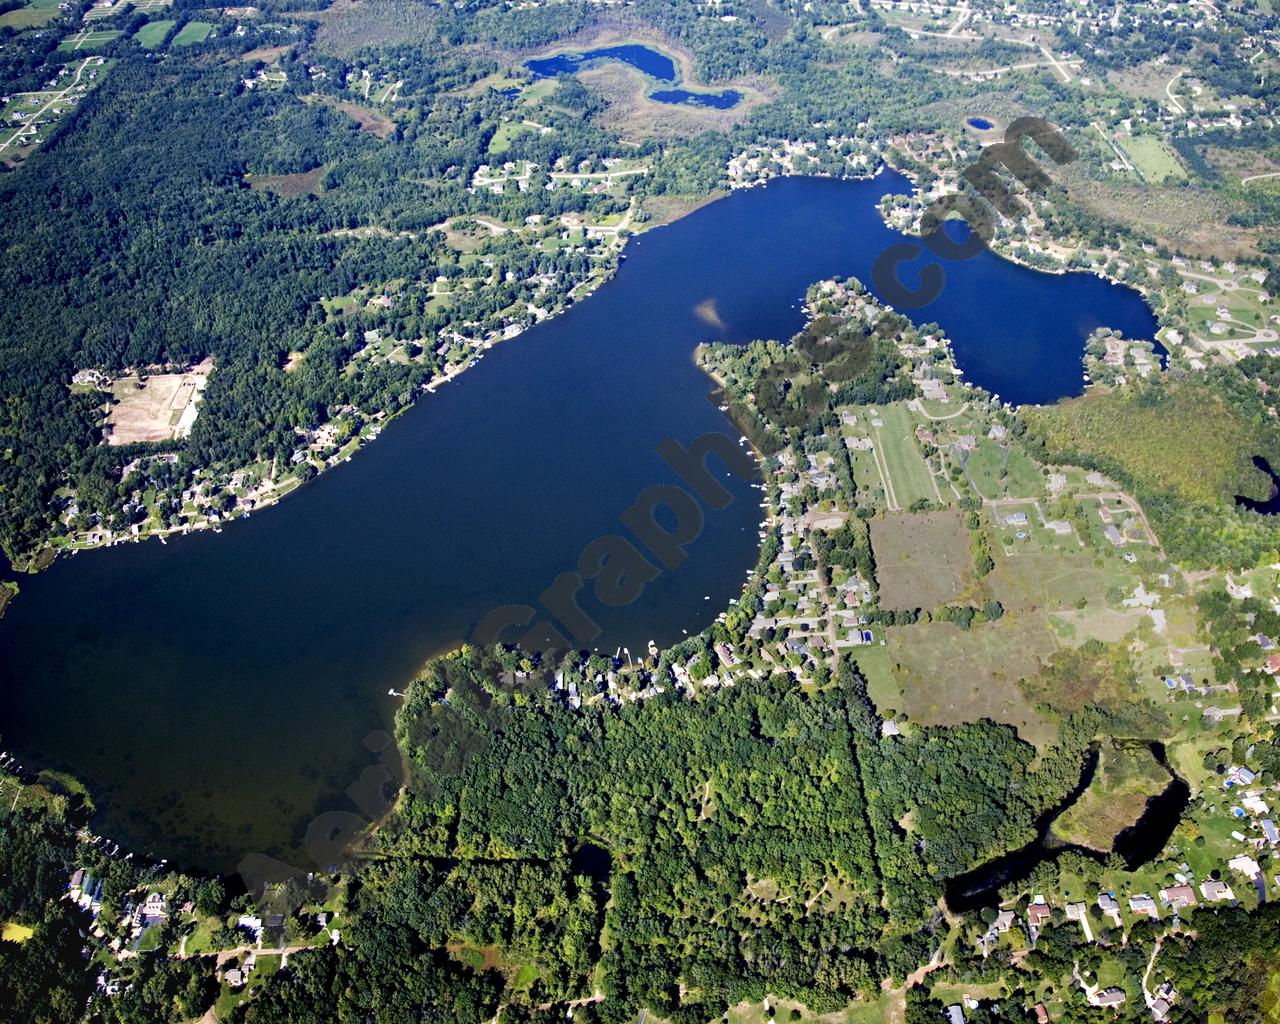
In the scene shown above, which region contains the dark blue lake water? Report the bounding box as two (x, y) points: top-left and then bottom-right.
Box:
(967, 117), (994, 130)
(525, 44), (741, 109)
(649, 88), (741, 109)
(527, 44), (678, 82)
(0, 172), (1157, 873)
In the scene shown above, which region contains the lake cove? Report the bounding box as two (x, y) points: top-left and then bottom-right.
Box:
(0, 172), (1158, 873)
(525, 43), (743, 109)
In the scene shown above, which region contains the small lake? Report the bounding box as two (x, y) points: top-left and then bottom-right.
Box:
(525, 44), (742, 109)
(967, 117), (994, 130)
(0, 172), (1158, 874)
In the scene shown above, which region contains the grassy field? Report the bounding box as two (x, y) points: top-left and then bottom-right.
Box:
(1, 922), (34, 942)
(727, 991), (894, 1024)
(964, 440), (1045, 501)
(132, 18), (175, 47)
(486, 122), (532, 154)
(170, 20), (212, 45)
(884, 615), (1060, 747)
(870, 508), (975, 609)
(873, 402), (939, 508)
(1023, 379), (1278, 508)
(877, 518), (1156, 748)
(56, 29), (122, 51)
(246, 165), (325, 196)
(1054, 741), (1172, 850)
(0, 0), (61, 29)
(1120, 134), (1187, 183)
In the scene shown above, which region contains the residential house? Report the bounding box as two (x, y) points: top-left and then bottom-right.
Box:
(236, 914), (264, 942)
(1128, 894), (1158, 918)
(1231, 766), (1258, 786)
(1027, 900), (1051, 929)
(1158, 884), (1196, 912)
(946, 1005), (966, 1024)
(1199, 879), (1234, 902)
(1093, 988), (1126, 1008)
(1229, 854), (1262, 879)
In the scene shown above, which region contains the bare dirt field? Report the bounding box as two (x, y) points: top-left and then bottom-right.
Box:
(870, 509), (976, 610)
(105, 358), (211, 445)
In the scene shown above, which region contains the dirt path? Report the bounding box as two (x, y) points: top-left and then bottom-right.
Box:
(1041, 44), (1074, 83)
(913, 399), (969, 421)
(1165, 70), (1186, 114)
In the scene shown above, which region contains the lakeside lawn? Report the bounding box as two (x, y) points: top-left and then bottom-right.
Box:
(873, 402), (939, 508)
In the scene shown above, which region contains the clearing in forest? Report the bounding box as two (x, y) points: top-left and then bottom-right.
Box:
(104, 358), (212, 445)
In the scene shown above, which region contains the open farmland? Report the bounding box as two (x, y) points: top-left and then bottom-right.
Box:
(871, 508), (975, 609)
(883, 615), (1060, 748)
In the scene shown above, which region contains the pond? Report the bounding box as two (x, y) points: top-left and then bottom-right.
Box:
(967, 117), (994, 130)
(525, 43), (742, 109)
(1235, 455), (1280, 515)
(945, 742), (1190, 911)
(0, 172), (1158, 875)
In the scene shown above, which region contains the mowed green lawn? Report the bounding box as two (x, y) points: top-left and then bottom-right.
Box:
(1121, 134), (1187, 182)
(132, 18), (174, 47)
(56, 29), (121, 51)
(170, 20), (212, 45)
(874, 402), (938, 508)
(0, 0), (61, 29)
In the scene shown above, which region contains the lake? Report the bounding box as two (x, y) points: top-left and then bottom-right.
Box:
(0, 172), (1158, 874)
(525, 44), (742, 109)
